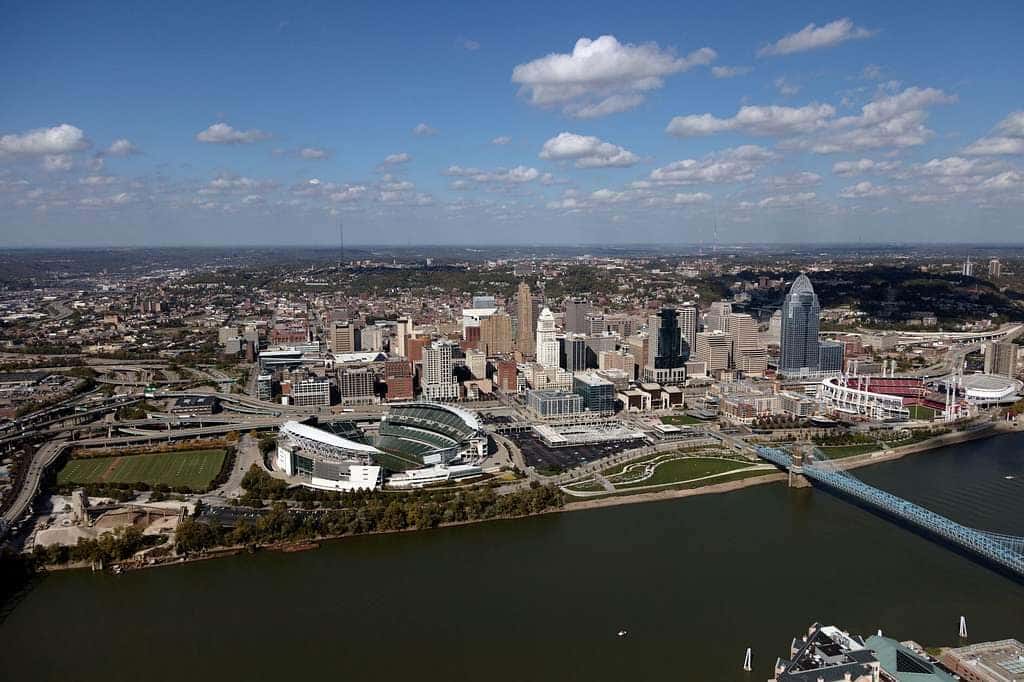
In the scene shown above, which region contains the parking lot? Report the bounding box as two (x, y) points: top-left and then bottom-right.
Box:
(507, 432), (638, 474)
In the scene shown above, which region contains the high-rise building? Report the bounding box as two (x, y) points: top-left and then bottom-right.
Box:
(763, 310), (783, 347)
(536, 306), (559, 369)
(329, 321), (356, 354)
(817, 339), (845, 375)
(465, 348), (487, 379)
(360, 324), (384, 352)
(289, 376), (331, 407)
(704, 301), (733, 334)
(573, 372), (616, 414)
(644, 307), (688, 384)
(779, 274), (821, 377)
(406, 336), (427, 364)
(988, 258), (1003, 278)
(560, 333), (588, 373)
(963, 257), (976, 277)
(695, 331), (731, 372)
(728, 312), (766, 375)
(986, 341), (1017, 377)
(479, 311), (513, 356)
(497, 360), (518, 392)
(422, 340), (458, 400)
(678, 302), (698, 358)
(384, 358), (414, 401)
(515, 281), (535, 356)
(564, 298), (593, 334)
(338, 368), (375, 406)
(472, 294), (496, 308)
(392, 317), (411, 358)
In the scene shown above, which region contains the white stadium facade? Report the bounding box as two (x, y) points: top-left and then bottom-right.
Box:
(276, 402), (487, 491)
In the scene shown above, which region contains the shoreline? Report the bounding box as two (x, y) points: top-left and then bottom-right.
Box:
(35, 423), (1016, 575)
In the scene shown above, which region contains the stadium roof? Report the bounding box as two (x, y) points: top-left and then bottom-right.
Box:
(390, 401), (481, 431)
(281, 420), (382, 454)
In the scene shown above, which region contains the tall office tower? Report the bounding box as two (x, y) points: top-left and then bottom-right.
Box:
(644, 307), (688, 384)
(817, 339), (845, 374)
(329, 320), (356, 353)
(763, 310), (783, 347)
(393, 317), (411, 358)
(536, 307), (559, 369)
(479, 311), (513, 356)
(704, 301), (733, 333)
(962, 257), (975, 277)
(564, 298), (593, 334)
(779, 274), (821, 377)
(406, 336), (427, 364)
(560, 333), (588, 373)
(472, 294), (497, 308)
(515, 281), (535, 356)
(496, 360), (518, 392)
(678, 302), (698, 357)
(384, 358), (414, 401)
(695, 331), (731, 372)
(338, 367), (375, 406)
(729, 312), (767, 375)
(422, 340), (458, 400)
(360, 324), (384, 352)
(985, 341), (1017, 377)
(988, 258), (1003, 278)
(465, 348), (487, 379)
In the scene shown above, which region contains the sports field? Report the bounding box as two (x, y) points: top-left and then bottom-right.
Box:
(57, 449), (227, 491)
(907, 404), (938, 420)
(661, 414), (703, 425)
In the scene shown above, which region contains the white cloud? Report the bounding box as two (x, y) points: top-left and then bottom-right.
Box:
(711, 65), (751, 79)
(444, 164), (541, 184)
(105, 139), (140, 157)
(839, 181), (890, 198)
(0, 124), (90, 156)
(491, 136), (512, 145)
(538, 132), (639, 168)
(462, 39), (480, 51)
(42, 154), (74, 172)
(758, 18), (875, 57)
(673, 192), (712, 204)
(774, 77), (801, 96)
(380, 152), (412, 166)
(196, 122), (270, 144)
(299, 147), (330, 160)
(511, 35), (716, 118)
(647, 145), (776, 185)
(963, 111), (1024, 156)
(667, 103), (834, 137)
(200, 174), (277, 195)
(762, 172), (822, 188)
(413, 122), (438, 136)
(860, 64), (883, 80)
(832, 158), (900, 176)
(757, 192), (817, 208)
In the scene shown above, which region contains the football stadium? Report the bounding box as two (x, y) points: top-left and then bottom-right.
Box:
(275, 402), (486, 491)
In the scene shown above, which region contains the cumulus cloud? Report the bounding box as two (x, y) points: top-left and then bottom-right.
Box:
(511, 35), (716, 118)
(413, 122), (438, 136)
(199, 174), (277, 195)
(105, 139), (140, 157)
(762, 172), (822, 188)
(667, 103), (835, 137)
(444, 164), (541, 185)
(774, 77), (801, 96)
(462, 39), (480, 51)
(673, 192), (712, 204)
(0, 124), (90, 156)
(963, 111), (1024, 156)
(196, 122), (270, 144)
(379, 152), (412, 167)
(42, 154), (74, 172)
(646, 145), (776, 185)
(298, 147), (330, 160)
(832, 158), (900, 176)
(538, 132), (639, 168)
(757, 192), (817, 208)
(838, 181), (890, 198)
(758, 18), (875, 57)
(491, 136), (512, 145)
(711, 65), (751, 79)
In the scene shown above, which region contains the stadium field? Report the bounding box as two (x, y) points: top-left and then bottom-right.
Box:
(57, 448), (227, 491)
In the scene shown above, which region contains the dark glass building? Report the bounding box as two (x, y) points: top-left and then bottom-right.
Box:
(780, 274), (821, 376)
(654, 307), (689, 369)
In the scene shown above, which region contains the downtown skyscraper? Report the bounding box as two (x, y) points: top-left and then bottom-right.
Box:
(515, 281), (535, 356)
(779, 274), (822, 377)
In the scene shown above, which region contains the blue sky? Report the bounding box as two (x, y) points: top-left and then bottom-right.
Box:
(1, 0), (1022, 246)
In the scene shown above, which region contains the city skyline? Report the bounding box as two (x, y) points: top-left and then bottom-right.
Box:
(2, 1), (1023, 246)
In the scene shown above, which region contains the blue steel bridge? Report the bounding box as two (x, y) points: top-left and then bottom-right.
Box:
(756, 446), (1024, 578)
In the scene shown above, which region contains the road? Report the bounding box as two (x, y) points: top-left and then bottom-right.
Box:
(1, 439), (69, 528)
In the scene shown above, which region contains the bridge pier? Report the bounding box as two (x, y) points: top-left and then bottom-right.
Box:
(787, 449), (811, 488)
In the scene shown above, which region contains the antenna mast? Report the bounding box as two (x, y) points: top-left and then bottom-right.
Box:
(338, 218), (345, 269)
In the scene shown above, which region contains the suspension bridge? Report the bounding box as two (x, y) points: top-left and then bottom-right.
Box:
(756, 446), (1024, 577)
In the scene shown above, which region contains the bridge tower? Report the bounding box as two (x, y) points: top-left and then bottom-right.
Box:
(788, 443), (812, 488)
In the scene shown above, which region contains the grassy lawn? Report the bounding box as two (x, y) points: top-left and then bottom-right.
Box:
(57, 449), (226, 491)
(818, 444), (880, 459)
(564, 479), (607, 493)
(907, 405), (937, 420)
(618, 457), (754, 488)
(661, 414), (703, 426)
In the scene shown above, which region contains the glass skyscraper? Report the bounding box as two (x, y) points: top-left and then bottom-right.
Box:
(779, 274), (821, 376)
(654, 307), (688, 369)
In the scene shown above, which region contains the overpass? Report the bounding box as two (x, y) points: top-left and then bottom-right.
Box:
(757, 446), (1024, 577)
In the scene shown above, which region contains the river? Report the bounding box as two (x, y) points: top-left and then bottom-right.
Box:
(1, 433), (1022, 681)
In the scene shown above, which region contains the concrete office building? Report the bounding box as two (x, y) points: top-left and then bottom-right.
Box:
(421, 340), (458, 401)
(256, 373), (273, 401)
(465, 348), (487, 379)
(779, 274), (822, 377)
(696, 330), (731, 373)
(527, 389), (583, 418)
(536, 307), (559, 369)
(329, 320), (356, 354)
(515, 281), (535, 356)
(471, 294), (496, 308)
(704, 301), (733, 334)
(289, 376), (331, 407)
(564, 298), (593, 334)
(338, 367), (375, 406)
(985, 341), (1017, 377)
(679, 302), (698, 356)
(479, 311), (513, 356)
(988, 258), (1002, 278)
